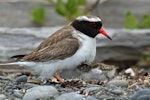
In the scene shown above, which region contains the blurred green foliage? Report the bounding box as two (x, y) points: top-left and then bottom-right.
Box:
(125, 11), (150, 29)
(30, 5), (46, 25)
(125, 11), (138, 29)
(141, 14), (150, 28)
(55, 0), (86, 21)
(30, 0), (88, 25)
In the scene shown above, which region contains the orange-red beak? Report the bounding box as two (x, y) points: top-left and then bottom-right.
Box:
(99, 27), (112, 40)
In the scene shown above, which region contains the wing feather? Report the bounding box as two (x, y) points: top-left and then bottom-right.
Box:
(22, 26), (79, 62)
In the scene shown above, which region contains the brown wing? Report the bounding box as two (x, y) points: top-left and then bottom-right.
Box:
(22, 26), (79, 62)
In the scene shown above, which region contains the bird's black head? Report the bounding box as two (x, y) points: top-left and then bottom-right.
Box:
(71, 16), (111, 40)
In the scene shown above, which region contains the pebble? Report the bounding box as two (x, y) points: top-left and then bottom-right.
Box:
(15, 75), (28, 83)
(98, 95), (114, 100)
(0, 94), (7, 100)
(13, 90), (24, 98)
(24, 83), (40, 88)
(130, 89), (150, 100)
(80, 68), (106, 81)
(107, 69), (116, 79)
(84, 86), (100, 93)
(107, 80), (129, 88)
(22, 86), (58, 100)
(56, 92), (84, 100)
(110, 89), (122, 95)
(86, 96), (98, 100)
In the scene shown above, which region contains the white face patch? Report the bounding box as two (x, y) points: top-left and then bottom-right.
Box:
(77, 16), (101, 22)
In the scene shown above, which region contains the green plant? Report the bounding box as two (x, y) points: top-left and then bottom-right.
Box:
(125, 11), (138, 29)
(141, 14), (150, 28)
(125, 11), (150, 29)
(30, 0), (99, 25)
(30, 5), (46, 25)
(55, 0), (86, 21)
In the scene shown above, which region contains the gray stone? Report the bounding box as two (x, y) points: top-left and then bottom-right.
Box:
(0, 94), (7, 100)
(15, 75), (28, 83)
(24, 83), (40, 88)
(22, 86), (58, 100)
(84, 86), (100, 93)
(56, 92), (84, 100)
(137, 95), (150, 100)
(13, 90), (24, 98)
(86, 96), (98, 100)
(98, 95), (114, 100)
(110, 89), (122, 95)
(130, 89), (150, 100)
(80, 68), (107, 81)
(107, 80), (129, 88)
(106, 69), (116, 79)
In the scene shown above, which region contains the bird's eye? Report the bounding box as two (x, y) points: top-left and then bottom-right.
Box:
(90, 22), (96, 27)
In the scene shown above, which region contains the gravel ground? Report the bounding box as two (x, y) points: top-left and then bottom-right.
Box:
(0, 63), (150, 100)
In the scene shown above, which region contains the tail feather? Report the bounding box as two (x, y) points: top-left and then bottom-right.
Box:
(0, 62), (20, 66)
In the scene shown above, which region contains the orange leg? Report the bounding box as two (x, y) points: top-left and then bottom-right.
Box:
(55, 70), (65, 83)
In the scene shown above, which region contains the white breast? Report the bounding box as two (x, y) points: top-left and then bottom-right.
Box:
(74, 31), (96, 64)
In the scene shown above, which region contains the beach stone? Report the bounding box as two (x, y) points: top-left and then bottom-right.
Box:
(0, 94), (7, 100)
(107, 80), (129, 88)
(24, 83), (40, 88)
(84, 86), (100, 93)
(98, 95), (114, 100)
(56, 92), (84, 100)
(80, 68), (107, 81)
(106, 69), (116, 79)
(22, 86), (58, 100)
(15, 75), (28, 83)
(130, 89), (150, 100)
(86, 96), (98, 100)
(13, 90), (24, 98)
(110, 89), (123, 95)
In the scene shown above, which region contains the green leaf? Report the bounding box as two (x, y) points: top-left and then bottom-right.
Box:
(66, 0), (77, 12)
(46, 0), (53, 3)
(55, 0), (66, 16)
(30, 5), (46, 24)
(125, 11), (139, 29)
(77, 0), (86, 5)
(142, 14), (150, 28)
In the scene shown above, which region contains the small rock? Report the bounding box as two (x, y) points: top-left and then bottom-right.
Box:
(125, 68), (136, 77)
(81, 68), (107, 81)
(98, 95), (114, 100)
(13, 90), (24, 98)
(15, 75), (28, 83)
(130, 89), (150, 100)
(107, 80), (129, 88)
(110, 89), (122, 95)
(56, 92), (84, 100)
(22, 86), (58, 100)
(86, 96), (98, 100)
(0, 94), (7, 100)
(24, 83), (40, 88)
(144, 80), (150, 87)
(84, 87), (100, 94)
(136, 95), (150, 100)
(107, 69), (116, 79)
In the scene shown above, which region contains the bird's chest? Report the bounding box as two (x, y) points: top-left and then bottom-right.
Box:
(76, 34), (96, 63)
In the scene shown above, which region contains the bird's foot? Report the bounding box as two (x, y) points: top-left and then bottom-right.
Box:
(53, 70), (65, 83)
